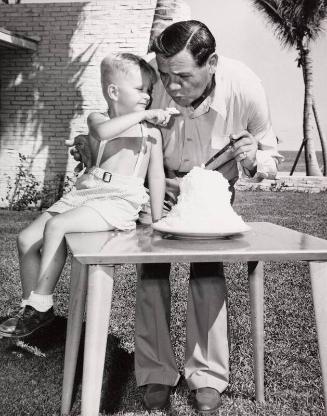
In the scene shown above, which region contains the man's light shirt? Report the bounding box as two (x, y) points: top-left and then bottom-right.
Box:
(150, 56), (283, 184)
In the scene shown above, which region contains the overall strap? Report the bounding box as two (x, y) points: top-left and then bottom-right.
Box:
(95, 111), (109, 168)
(95, 121), (147, 174)
(133, 122), (147, 177)
(95, 141), (106, 167)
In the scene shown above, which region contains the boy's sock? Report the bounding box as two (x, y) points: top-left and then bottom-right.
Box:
(27, 291), (54, 312)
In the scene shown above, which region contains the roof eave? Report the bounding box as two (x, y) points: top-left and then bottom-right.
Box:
(0, 27), (39, 51)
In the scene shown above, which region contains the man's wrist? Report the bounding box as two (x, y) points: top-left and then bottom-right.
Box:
(242, 160), (257, 177)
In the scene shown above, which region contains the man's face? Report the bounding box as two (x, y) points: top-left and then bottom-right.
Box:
(156, 49), (213, 107)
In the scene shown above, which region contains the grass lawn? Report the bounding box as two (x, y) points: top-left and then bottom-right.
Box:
(0, 190), (327, 415)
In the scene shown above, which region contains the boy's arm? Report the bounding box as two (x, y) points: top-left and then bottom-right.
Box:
(87, 111), (146, 142)
(87, 108), (180, 142)
(147, 127), (165, 223)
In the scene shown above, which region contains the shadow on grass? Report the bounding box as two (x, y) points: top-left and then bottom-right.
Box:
(1, 315), (67, 352)
(0, 315), (135, 414)
(101, 337), (135, 414)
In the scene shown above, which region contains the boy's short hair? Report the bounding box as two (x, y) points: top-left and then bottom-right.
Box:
(101, 53), (157, 100)
(151, 20), (216, 67)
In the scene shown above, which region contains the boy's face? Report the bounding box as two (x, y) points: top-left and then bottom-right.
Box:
(114, 66), (152, 114)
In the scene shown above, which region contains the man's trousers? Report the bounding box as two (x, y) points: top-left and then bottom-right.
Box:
(134, 261), (229, 393)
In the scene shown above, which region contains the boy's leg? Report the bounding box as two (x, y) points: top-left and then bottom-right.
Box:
(1, 206), (114, 338)
(0, 212), (54, 337)
(35, 206), (114, 295)
(17, 211), (55, 299)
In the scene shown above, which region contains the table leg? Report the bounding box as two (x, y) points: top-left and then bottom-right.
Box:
(81, 265), (115, 416)
(61, 259), (88, 416)
(248, 261), (265, 402)
(309, 261), (327, 414)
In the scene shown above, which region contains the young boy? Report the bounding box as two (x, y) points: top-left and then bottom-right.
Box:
(0, 53), (178, 338)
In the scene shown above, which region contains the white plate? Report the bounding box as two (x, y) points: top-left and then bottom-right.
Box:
(152, 222), (251, 239)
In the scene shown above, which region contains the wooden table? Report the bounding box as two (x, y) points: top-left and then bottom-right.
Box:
(61, 222), (327, 416)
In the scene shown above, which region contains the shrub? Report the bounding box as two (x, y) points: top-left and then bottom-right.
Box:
(1, 153), (74, 211)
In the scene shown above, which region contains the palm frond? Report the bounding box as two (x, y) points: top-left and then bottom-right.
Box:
(251, 0), (284, 25)
(287, 0), (327, 40)
(251, 0), (298, 47)
(302, 0), (327, 40)
(251, 0), (327, 46)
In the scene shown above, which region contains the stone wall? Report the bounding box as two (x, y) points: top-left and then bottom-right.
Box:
(0, 0), (190, 206)
(236, 175), (327, 193)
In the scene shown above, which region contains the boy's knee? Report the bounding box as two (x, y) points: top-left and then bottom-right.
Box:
(44, 215), (65, 236)
(17, 229), (34, 254)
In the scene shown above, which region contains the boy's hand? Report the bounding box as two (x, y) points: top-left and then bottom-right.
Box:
(65, 134), (93, 173)
(144, 107), (180, 127)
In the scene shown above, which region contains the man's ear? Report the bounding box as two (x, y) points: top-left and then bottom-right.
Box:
(207, 53), (218, 75)
(107, 83), (119, 101)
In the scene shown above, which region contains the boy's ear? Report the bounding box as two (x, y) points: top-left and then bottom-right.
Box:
(207, 53), (218, 74)
(107, 83), (119, 101)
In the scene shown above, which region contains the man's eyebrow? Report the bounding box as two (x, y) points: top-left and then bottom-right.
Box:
(158, 69), (191, 76)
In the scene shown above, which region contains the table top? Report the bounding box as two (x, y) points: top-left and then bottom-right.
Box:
(65, 222), (327, 265)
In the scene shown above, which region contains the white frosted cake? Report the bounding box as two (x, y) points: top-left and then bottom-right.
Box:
(153, 167), (249, 235)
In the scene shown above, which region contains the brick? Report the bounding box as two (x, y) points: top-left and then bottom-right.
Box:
(0, 1), (190, 206)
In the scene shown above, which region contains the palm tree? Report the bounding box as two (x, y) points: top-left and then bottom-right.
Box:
(251, 0), (327, 176)
(148, 0), (177, 53)
(148, 0), (190, 52)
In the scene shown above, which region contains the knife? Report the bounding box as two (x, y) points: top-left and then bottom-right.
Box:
(204, 135), (242, 168)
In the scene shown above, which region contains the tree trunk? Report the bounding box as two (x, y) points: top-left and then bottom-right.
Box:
(301, 43), (322, 176)
(312, 99), (327, 175)
(148, 0), (177, 53)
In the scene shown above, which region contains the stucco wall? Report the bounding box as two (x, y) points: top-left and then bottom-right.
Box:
(0, 0), (190, 206)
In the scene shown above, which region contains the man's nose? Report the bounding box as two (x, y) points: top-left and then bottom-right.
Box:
(168, 81), (181, 92)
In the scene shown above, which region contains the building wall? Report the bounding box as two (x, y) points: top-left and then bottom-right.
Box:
(0, 0), (190, 206)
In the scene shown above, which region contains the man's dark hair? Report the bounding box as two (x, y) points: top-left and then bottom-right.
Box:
(151, 20), (216, 67)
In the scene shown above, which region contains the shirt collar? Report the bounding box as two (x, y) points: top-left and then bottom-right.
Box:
(209, 58), (227, 119)
(177, 98), (211, 119)
(174, 88), (227, 120)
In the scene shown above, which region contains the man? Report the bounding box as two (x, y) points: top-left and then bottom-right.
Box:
(70, 20), (282, 413)
(134, 20), (282, 413)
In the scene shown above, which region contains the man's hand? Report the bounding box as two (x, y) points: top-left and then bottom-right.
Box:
(65, 134), (93, 173)
(144, 107), (180, 127)
(229, 131), (258, 171)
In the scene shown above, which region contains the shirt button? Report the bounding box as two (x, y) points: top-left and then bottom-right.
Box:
(187, 138), (192, 141)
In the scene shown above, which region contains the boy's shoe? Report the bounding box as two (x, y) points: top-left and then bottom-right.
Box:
(0, 305), (55, 338)
(0, 307), (26, 337)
